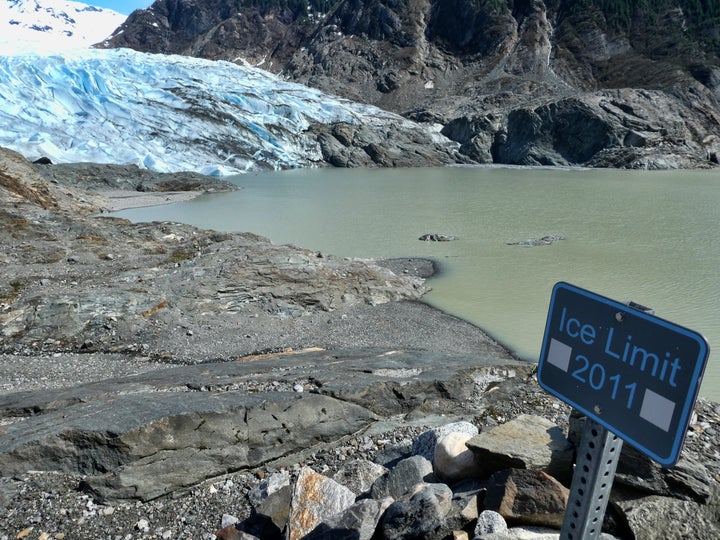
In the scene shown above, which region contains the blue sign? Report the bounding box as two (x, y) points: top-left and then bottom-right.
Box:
(538, 282), (710, 466)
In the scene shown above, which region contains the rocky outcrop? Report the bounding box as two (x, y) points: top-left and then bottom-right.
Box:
(0, 149), (434, 358)
(99, 0), (312, 70)
(307, 120), (470, 169)
(101, 0), (720, 169)
(0, 147), (106, 214)
(33, 161), (237, 194)
(0, 349), (527, 503)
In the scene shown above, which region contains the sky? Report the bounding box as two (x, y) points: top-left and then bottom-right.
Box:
(88, 1), (155, 15)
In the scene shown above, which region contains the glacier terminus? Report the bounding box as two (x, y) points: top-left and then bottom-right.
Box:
(0, 47), (454, 176)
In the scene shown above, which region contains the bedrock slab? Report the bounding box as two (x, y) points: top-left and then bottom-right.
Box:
(0, 348), (528, 502)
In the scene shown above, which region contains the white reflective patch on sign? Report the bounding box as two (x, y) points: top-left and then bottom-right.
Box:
(547, 338), (573, 372)
(640, 388), (676, 432)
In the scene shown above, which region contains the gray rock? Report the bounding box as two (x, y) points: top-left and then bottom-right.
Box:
(332, 459), (388, 496)
(36, 161), (235, 194)
(615, 493), (720, 540)
(445, 478), (484, 532)
(303, 497), (393, 540)
(465, 415), (574, 484)
(569, 413), (713, 503)
(373, 441), (415, 469)
(0, 390), (377, 502)
(418, 233), (458, 242)
(616, 447), (713, 504)
(474, 510), (508, 537)
(247, 471), (292, 532)
(379, 483), (451, 540)
(310, 120), (468, 169)
(411, 482), (454, 517)
(248, 471), (291, 509)
(506, 235), (566, 247)
(0, 348), (524, 502)
(371, 455), (435, 500)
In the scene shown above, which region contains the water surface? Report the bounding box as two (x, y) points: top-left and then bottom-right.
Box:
(114, 166), (720, 401)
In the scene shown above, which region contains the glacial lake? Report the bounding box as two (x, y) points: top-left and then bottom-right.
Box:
(113, 166), (720, 401)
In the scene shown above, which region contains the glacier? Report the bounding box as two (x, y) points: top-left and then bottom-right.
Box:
(0, 48), (442, 176)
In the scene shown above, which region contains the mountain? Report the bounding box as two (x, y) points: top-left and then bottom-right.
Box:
(0, 48), (464, 175)
(0, 0), (126, 54)
(101, 0), (720, 169)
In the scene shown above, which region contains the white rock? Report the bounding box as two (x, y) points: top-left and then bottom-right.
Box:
(221, 514), (239, 528)
(434, 432), (482, 482)
(475, 509), (508, 537)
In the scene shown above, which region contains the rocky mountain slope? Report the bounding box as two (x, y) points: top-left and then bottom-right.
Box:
(102, 0), (720, 169)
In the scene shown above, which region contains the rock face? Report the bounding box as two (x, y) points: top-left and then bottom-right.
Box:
(0, 348), (526, 503)
(101, 0), (720, 169)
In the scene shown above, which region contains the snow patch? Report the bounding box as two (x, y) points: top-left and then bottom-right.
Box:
(0, 0), (126, 55)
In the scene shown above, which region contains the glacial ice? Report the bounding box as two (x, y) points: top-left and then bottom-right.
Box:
(0, 48), (412, 176)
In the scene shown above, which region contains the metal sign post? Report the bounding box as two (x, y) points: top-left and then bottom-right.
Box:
(537, 282), (710, 539)
(560, 418), (623, 539)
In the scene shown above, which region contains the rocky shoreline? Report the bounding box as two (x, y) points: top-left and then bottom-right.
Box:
(1, 147), (719, 539)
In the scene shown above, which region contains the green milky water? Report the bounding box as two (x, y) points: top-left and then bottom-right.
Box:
(114, 166), (720, 401)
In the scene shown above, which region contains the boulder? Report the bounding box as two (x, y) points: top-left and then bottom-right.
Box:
(285, 467), (356, 540)
(465, 415), (574, 484)
(332, 459), (388, 497)
(302, 497), (393, 540)
(434, 432), (483, 482)
(614, 492), (720, 540)
(483, 469), (569, 529)
(419, 233), (458, 242)
(371, 455), (435, 500)
(379, 483), (452, 540)
(474, 509), (508, 537)
(569, 412), (714, 503)
(246, 471), (292, 533)
(412, 421), (479, 462)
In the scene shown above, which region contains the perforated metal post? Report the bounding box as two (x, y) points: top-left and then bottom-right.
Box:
(560, 417), (623, 540)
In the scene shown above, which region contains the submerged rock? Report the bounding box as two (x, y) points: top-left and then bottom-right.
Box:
(506, 235), (566, 246)
(419, 233), (458, 242)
